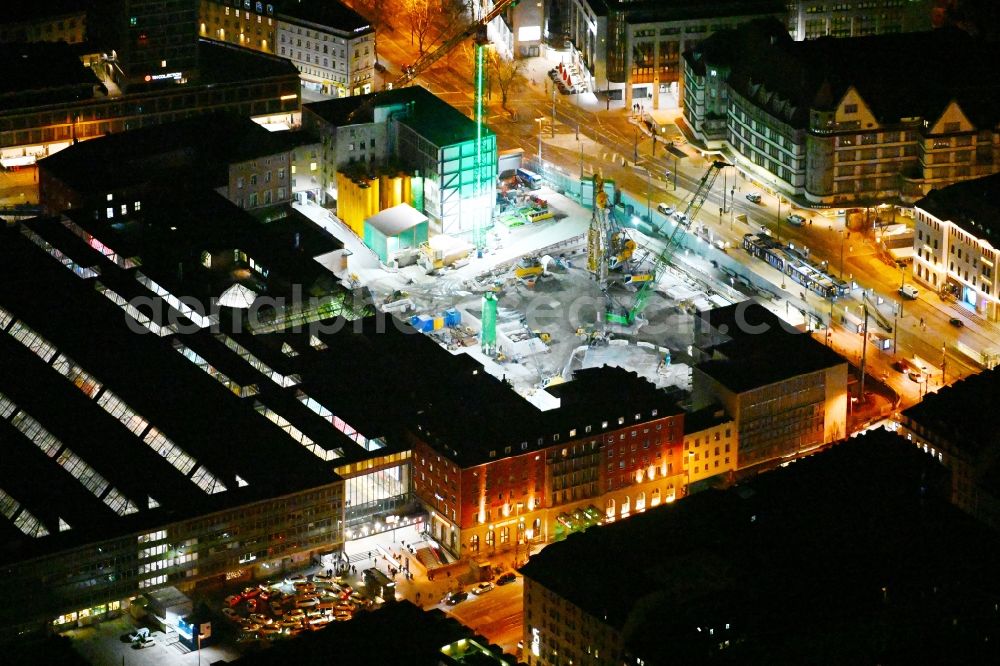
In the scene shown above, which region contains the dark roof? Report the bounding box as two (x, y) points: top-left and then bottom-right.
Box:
(0, 224), (344, 569)
(231, 601), (500, 666)
(413, 364), (682, 468)
(902, 369), (1000, 461)
(693, 20), (1000, 130)
(695, 302), (845, 393)
(39, 113), (295, 196)
(915, 173), (1000, 243)
(583, 0), (782, 22)
(521, 429), (1000, 664)
(1, 0), (87, 23)
(305, 85), (490, 148)
(682, 404), (731, 434)
(0, 41), (98, 107)
(275, 0), (372, 35)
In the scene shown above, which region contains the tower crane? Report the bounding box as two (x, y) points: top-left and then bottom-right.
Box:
(606, 160), (730, 326)
(350, 0), (519, 250)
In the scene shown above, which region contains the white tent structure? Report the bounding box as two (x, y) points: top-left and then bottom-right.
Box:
(218, 283), (258, 309)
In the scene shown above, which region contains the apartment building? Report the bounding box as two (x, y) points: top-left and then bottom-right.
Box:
(912, 173), (1000, 321)
(683, 20), (1000, 204)
(561, 0), (783, 110)
(200, 0), (375, 96)
(785, 0), (932, 40)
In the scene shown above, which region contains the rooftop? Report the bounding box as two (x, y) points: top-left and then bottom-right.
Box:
(915, 173), (1000, 244)
(275, 0), (372, 35)
(305, 85), (491, 148)
(690, 21), (1000, 130)
(366, 203), (428, 237)
(0, 224), (344, 570)
(682, 404), (732, 435)
(39, 113), (296, 198)
(695, 302), (845, 393)
(1, 0), (87, 23)
(902, 368), (1000, 461)
(0, 41), (99, 108)
(520, 429), (1000, 664)
(582, 0), (782, 22)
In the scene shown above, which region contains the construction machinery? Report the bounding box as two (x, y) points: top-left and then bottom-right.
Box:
(606, 160), (730, 326)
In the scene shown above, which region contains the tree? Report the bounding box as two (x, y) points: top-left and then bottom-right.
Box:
(401, 0), (470, 58)
(357, 0), (394, 59)
(492, 51), (523, 111)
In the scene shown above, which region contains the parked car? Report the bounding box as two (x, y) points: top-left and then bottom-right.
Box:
(223, 594), (242, 607)
(949, 317), (965, 328)
(745, 192), (762, 203)
(270, 601), (284, 617)
(496, 572), (517, 585)
(250, 613), (273, 625)
(221, 607), (240, 622)
(243, 586), (261, 599)
(898, 283), (919, 299)
(445, 591), (469, 605)
(786, 213), (806, 226)
(656, 203), (675, 217)
(472, 582), (494, 595)
(285, 574), (307, 585)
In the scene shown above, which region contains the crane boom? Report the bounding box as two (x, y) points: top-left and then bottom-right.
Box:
(607, 160), (729, 326)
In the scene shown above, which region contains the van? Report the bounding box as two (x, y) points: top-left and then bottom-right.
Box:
(898, 284), (919, 299)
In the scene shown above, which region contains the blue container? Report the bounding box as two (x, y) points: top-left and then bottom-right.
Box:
(443, 308), (461, 327)
(410, 315), (434, 332)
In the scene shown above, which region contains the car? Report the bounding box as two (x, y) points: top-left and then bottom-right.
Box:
(672, 211), (690, 227)
(786, 213), (806, 226)
(221, 607), (240, 622)
(656, 203), (675, 217)
(250, 613), (273, 626)
(472, 582), (494, 595)
(445, 591), (469, 605)
(260, 626), (282, 638)
(224, 594), (242, 607)
(496, 572), (517, 585)
(243, 586), (261, 599)
(898, 283), (919, 299)
(294, 581), (316, 594)
(745, 192), (762, 203)
(241, 622), (262, 632)
(285, 574), (307, 585)
(908, 369), (924, 383)
(948, 317), (965, 328)
(313, 572), (334, 583)
(270, 601), (284, 617)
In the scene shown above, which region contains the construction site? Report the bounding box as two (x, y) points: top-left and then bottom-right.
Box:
(290, 0), (758, 408)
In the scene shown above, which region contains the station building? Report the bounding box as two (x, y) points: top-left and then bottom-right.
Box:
(198, 0), (376, 97)
(410, 365), (687, 559)
(38, 113), (297, 215)
(519, 430), (1000, 665)
(784, 0), (932, 40)
(683, 21), (1000, 204)
(912, 173), (1000, 322)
